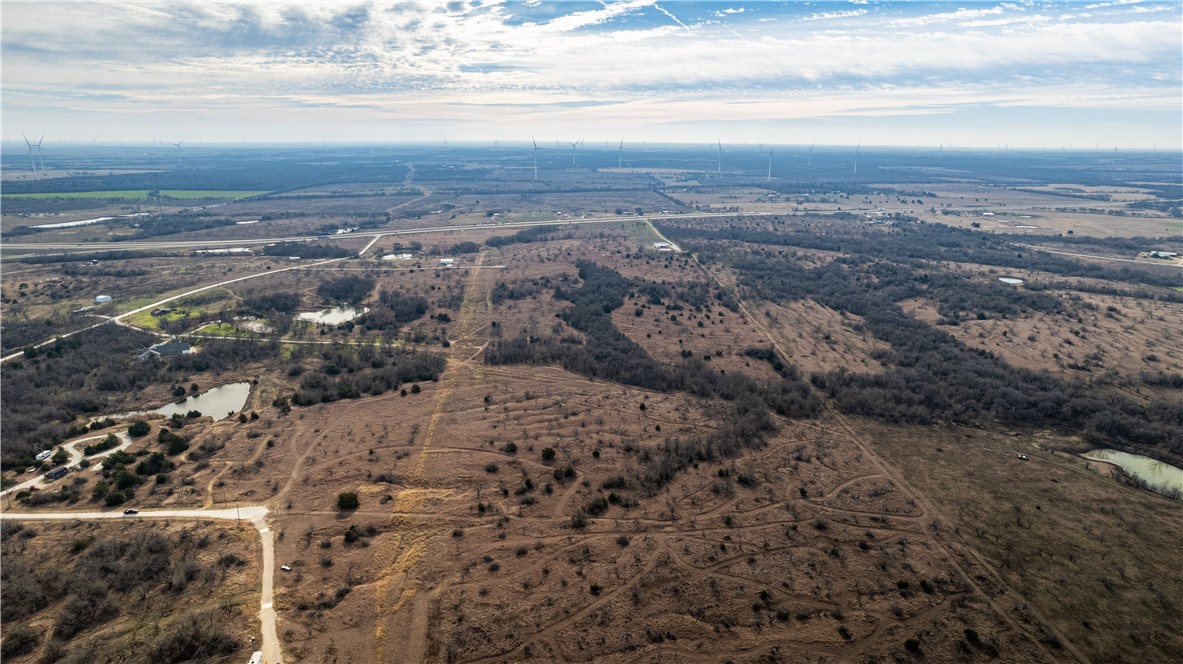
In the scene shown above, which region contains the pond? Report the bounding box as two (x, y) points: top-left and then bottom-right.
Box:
(118, 382), (251, 421)
(297, 306), (369, 324)
(1084, 449), (1183, 496)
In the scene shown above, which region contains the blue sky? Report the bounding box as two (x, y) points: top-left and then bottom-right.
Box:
(2, 1), (1179, 147)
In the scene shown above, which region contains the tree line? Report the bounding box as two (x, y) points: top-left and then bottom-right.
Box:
(659, 222), (1183, 463)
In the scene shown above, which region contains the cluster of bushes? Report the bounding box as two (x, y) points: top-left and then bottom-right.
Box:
(447, 241), (481, 254)
(485, 225), (560, 247)
(261, 242), (352, 259)
(114, 212), (237, 241)
(316, 275), (374, 305)
(490, 277), (560, 305)
(242, 291), (300, 314)
(287, 346), (445, 405)
(360, 290), (429, 331)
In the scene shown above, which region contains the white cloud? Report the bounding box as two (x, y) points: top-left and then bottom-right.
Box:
(2, 0), (1178, 145)
(801, 9), (867, 22)
(1084, 0), (1142, 9)
(890, 5), (1015, 27)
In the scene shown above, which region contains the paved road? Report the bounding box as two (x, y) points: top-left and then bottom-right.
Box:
(1016, 245), (1183, 267)
(2, 211), (747, 253)
(0, 505), (281, 664)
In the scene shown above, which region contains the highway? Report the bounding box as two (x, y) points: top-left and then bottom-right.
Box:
(1, 213), (705, 253)
(0, 505), (281, 664)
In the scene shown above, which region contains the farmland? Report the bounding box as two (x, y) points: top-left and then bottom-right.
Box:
(3, 189), (268, 200)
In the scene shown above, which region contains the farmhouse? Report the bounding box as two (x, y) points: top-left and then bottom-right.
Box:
(138, 341), (193, 360)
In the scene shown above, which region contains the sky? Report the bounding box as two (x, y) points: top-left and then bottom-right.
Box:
(2, 0), (1180, 148)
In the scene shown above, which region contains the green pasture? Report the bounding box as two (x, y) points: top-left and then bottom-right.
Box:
(3, 190), (268, 200)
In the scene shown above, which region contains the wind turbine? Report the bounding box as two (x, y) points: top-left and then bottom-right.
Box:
(531, 135), (539, 181)
(569, 140), (580, 167)
(171, 139), (185, 168)
(716, 139), (722, 173)
(22, 134), (40, 173)
(853, 142), (860, 175)
(618, 138), (624, 169)
(808, 144), (814, 168)
(766, 145), (775, 182)
(35, 136), (45, 171)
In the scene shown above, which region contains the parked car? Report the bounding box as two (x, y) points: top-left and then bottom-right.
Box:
(280, 564), (292, 572)
(123, 508), (139, 515)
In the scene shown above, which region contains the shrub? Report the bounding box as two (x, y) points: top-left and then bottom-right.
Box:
(146, 609), (239, 662)
(337, 492), (359, 510)
(541, 447), (556, 461)
(128, 420), (150, 437)
(0, 624), (39, 657)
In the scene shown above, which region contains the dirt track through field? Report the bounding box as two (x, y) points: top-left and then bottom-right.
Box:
(371, 250), (494, 663)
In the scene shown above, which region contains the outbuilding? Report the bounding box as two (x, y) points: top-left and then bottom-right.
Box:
(95, 295), (113, 304)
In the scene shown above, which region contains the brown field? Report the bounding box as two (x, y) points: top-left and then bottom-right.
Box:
(4, 186), (1181, 664)
(899, 280), (1183, 392)
(863, 422), (1183, 663)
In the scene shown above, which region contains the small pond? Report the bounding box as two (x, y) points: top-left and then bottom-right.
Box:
(119, 382), (251, 421)
(1084, 449), (1183, 496)
(297, 306), (369, 324)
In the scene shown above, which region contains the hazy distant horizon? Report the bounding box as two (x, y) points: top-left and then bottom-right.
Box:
(1, 140), (1179, 153)
(3, 1), (1180, 148)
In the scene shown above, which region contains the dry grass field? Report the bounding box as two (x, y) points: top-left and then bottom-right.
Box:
(3, 174), (1180, 664)
(863, 422), (1183, 664)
